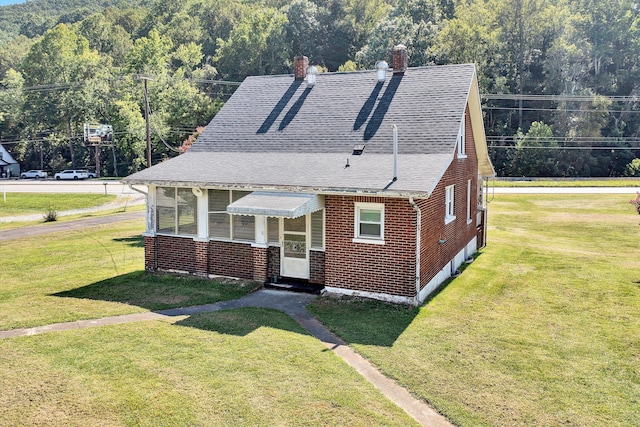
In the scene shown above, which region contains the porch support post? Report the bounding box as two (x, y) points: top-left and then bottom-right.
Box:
(196, 188), (208, 239)
(146, 185), (156, 235)
(192, 188), (209, 277)
(252, 215), (268, 282)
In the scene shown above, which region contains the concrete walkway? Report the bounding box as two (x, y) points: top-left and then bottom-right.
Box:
(0, 289), (453, 427)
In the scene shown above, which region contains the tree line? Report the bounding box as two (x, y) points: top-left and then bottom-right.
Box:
(0, 0), (639, 177)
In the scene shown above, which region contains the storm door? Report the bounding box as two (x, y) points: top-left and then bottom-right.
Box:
(281, 215), (309, 279)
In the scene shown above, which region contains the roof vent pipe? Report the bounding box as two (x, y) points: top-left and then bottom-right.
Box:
(393, 124), (398, 180)
(384, 124), (399, 190)
(306, 66), (318, 86)
(375, 60), (388, 82)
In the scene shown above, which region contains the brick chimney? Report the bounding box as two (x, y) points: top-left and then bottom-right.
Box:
(392, 44), (408, 75)
(294, 55), (309, 80)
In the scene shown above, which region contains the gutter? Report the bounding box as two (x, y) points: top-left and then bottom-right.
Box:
(409, 196), (421, 304)
(128, 184), (148, 196)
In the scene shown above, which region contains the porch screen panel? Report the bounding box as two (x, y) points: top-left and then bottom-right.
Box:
(231, 191), (254, 241)
(208, 190), (230, 238)
(311, 210), (324, 249)
(156, 187), (176, 233)
(267, 217), (279, 244)
(177, 188), (197, 236)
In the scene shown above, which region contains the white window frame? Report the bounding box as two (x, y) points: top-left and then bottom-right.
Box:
(457, 117), (467, 158)
(207, 189), (254, 242)
(155, 186), (198, 236)
(353, 202), (385, 244)
(445, 185), (456, 224)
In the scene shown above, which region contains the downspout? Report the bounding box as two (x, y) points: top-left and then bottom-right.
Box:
(128, 184), (147, 196)
(409, 196), (421, 304)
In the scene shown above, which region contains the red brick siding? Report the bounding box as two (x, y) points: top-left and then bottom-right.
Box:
(155, 235), (196, 273)
(417, 105), (480, 290)
(194, 240), (208, 277)
(253, 246), (268, 282)
(309, 251), (325, 284)
(208, 240), (253, 279)
(144, 236), (156, 271)
(267, 246), (280, 280)
(325, 195), (416, 297)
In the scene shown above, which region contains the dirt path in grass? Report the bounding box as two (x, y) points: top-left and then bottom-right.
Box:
(0, 290), (453, 427)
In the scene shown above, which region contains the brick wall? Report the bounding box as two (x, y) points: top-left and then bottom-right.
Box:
(309, 251), (325, 284)
(155, 235), (196, 273)
(253, 246), (268, 282)
(194, 240), (208, 276)
(267, 246), (280, 281)
(144, 236), (156, 271)
(325, 195), (416, 297)
(208, 240), (253, 279)
(417, 106), (479, 290)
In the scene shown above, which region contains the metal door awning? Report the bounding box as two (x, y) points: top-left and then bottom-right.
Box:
(226, 192), (324, 218)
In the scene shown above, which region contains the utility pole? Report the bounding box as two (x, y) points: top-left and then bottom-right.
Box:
(136, 74), (154, 168)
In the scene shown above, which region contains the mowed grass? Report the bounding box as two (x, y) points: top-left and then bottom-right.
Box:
(310, 193), (640, 426)
(0, 192), (117, 217)
(0, 219), (256, 330)
(490, 178), (640, 187)
(0, 310), (416, 426)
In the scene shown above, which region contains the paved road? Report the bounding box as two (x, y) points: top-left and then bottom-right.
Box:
(0, 179), (145, 196)
(0, 210), (145, 241)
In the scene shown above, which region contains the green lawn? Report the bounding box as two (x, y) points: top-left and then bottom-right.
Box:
(0, 219), (256, 330)
(310, 193), (640, 426)
(0, 192), (117, 217)
(0, 310), (415, 426)
(2, 194), (639, 426)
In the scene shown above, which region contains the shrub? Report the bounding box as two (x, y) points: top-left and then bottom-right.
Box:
(43, 206), (58, 222)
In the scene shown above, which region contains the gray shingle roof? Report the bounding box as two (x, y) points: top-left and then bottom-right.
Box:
(124, 64), (479, 197)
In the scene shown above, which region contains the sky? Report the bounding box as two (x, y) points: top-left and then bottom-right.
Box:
(0, 0), (26, 5)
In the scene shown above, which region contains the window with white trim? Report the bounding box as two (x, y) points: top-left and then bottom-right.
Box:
(310, 210), (324, 249)
(207, 189), (254, 242)
(354, 202), (384, 243)
(156, 187), (198, 236)
(457, 117), (466, 158)
(445, 185), (455, 224)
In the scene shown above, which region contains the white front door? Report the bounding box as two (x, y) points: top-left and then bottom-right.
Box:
(281, 216), (308, 279)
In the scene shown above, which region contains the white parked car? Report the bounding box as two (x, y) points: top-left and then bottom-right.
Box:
(20, 170), (48, 179)
(54, 169), (89, 180)
(77, 169), (97, 178)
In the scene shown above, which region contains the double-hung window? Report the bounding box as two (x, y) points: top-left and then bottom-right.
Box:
(354, 202), (384, 244)
(445, 185), (456, 224)
(156, 187), (198, 236)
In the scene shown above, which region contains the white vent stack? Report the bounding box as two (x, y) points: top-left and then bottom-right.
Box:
(376, 60), (388, 82)
(393, 124), (398, 180)
(306, 66), (318, 86)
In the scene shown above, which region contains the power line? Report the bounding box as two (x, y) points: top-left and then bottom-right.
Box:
(482, 94), (638, 102)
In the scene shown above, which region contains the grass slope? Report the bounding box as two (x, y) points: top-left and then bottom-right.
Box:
(0, 192), (117, 217)
(310, 193), (640, 426)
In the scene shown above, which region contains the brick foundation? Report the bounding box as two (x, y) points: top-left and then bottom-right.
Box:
(252, 246), (268, 282)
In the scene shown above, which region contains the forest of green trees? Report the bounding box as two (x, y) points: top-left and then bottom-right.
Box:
(0, 0), (639, 177)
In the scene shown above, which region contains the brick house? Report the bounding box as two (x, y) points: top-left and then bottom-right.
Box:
(123, 45), (495, 305)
